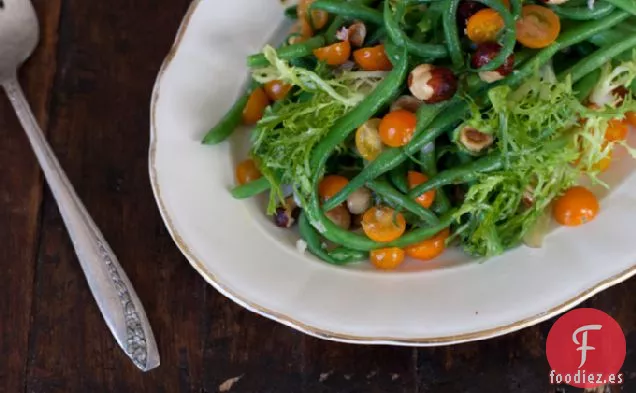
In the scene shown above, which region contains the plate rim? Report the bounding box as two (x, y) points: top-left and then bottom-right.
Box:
(148, 0), (636, 346)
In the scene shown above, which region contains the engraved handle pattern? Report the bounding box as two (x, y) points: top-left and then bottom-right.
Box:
(3, 76), (160, 371)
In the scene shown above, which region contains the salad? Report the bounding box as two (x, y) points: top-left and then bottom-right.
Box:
(203, 0), (636, 269)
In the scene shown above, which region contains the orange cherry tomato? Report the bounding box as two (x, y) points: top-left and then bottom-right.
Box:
(288, 20), (314, 44)
(353, 45), (393, 71)
(235, 159), (262, 185)
(407, 171), (436, 209)
(297, 0), (329, 30)
(405, 228), (450, 261)
(242, 87), (270, 125)
(626, 111), (636, 127)
(605, 118), (629, 142)
(264, 80), (292, 101)
(593, 151), (612, 173)
(379, 110), (417, 147)
(552, 186), (599, 227)
(516, 5), (561, 49)
(313, 41), (352, 66)
(466, 9), (505, 44)
(318, 175), (349, 201)
(355, 118), (383, 161)
(362, 206), (407, 242)
(370, 247), (405, 270)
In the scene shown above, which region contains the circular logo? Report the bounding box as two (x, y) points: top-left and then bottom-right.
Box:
(546, 308), (626, 388)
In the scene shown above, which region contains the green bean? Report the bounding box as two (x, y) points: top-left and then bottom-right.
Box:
(389, 163), (409, 194)
(471, 0), (519, 72)
(284, 4), (298, 19)
(383, 0), (449, 59)
(323, 100), (459, 211)
(231, 177), (271, 199)
(325, 16), (345, 43)
(559, 33), (636, 83)
(247, 36), (326, 68)
(299, 212), (337, 263)
(606, 0), (636, 15)
(328, 247), (369, 264)
(367, 178), (440, 225)
(551, 2), (615, 20)
(366, 27), (387, 46)
(419, 143), (452, 214)
(202, 93), (249, 145)
(574, 69), (601, 101)
(310, 0), (384, 25)
(442, 0), (464, 68)
(408, 155), (504, 198)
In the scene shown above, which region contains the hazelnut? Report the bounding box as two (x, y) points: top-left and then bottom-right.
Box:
(458, 127), (494, 154)
(347, 187), (372, 215)
(472, 43), (515, 83)
(348, 22), (367, 48)
(325, 205), (351, 230)
(408, 64), (458, 104)
(273, 197), (300, 228)
(390, 95), (424, 113)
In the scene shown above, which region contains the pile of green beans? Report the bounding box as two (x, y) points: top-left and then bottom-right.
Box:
(202, 0), (636, 264)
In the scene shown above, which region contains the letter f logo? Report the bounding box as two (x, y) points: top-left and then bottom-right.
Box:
(572, 324), (602, 368)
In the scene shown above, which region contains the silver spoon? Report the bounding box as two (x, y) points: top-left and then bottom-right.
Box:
(0, 0), (160, 371)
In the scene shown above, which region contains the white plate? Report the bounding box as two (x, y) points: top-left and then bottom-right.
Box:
(149, 0), (636, 345)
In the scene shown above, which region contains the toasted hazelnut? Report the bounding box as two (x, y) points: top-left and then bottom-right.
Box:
(347, 187), (372, 215)
(408, 64), (458, 104)
(390, 95), (424, 113)
(325, 205), (351, 230)
(273, 197), (300, 228)
(472, 43), (514, 83)
(459, 127), (494, 154)
(348, 21), (367, 48)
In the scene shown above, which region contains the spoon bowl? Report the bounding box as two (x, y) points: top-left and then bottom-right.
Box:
(0, 0), (38, 82)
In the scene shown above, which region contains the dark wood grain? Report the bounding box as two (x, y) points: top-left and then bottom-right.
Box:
(0, 1), (635, 392)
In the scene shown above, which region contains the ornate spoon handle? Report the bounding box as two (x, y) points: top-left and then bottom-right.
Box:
(3, 76), (160, 371)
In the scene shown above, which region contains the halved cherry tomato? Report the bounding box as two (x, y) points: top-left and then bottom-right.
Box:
(516, 5), (561, 49)
(370, 247), (405, 270)
(552, 186), (599, 227)
(235, 159), (262, 185)
(355, 118), (383, 161)
(466, 9), (504, 44)
(593, 150), (612, 173)
(407, 171), (436, 209)
(313, 41), (351, 66)
(362, 206), (406, 242)
(318, 175), (349, 201)
(297, 0), (329, 30)
(405, 228), (450, 261)
(264, 80), (292, 101)
(288, 20), (314, 44)
(379, 110), (417, 147)
(242, 87), (270, 125)
(626, 111), (636, 127)
(353, 45), (393, 71)
(605, 118), (629, 142)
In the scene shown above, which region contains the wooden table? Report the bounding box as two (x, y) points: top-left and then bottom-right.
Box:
(0, 1), (634, 392)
